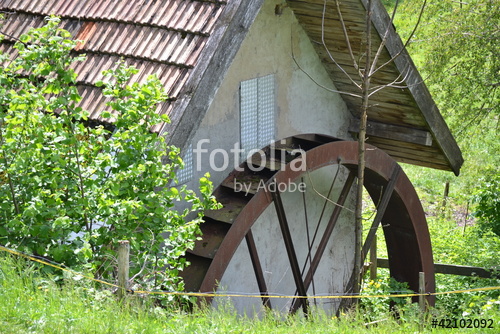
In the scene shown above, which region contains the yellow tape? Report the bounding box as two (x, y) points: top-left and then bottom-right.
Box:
(0, 245), (120, 290)
(1, 245), (499, 300)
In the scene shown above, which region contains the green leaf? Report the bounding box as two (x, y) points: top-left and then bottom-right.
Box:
(19, 34), (30, 43)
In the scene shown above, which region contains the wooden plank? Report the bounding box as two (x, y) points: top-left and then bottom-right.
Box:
(341, 102), (427, 129)
(377, 258), (500, 279)
(350, 118), (433, 146)
(204, 193), (248, 224)
(366, 139), (449, 163)
(434, 263), (500, 279)
(191, 219), (231, 259)
(117, 240), (130, 300)
(393, 157), (451, 172)
(363, 140), (451, 169)
(365, 136), (443, 154)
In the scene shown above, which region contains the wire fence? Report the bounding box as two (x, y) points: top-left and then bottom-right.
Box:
(1, 244), (499, 300)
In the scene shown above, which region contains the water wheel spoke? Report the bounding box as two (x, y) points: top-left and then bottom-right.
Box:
(301, 176), (315, 298)
(301, 167), (339, 278)
(270, 185), (309, 315)
(341, 164), (403, 305)
(291, 171), (356, 313)
(245, 229), (271, 308)
(361, 165), (401, 264)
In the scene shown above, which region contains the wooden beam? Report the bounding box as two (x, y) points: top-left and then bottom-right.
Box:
(245, 230), (272, 308)
(377, 258), (500, 279)
(350, 118), (433, 147)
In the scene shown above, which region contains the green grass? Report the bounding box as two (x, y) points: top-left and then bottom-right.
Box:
(1, 256), (499, 333)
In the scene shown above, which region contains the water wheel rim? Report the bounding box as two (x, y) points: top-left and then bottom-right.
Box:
(184, 135), (435, 310)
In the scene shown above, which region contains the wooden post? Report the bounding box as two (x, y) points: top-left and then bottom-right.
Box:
(418, 272), (426, 312)
(117, 240), (130, 300)
(463, 201), (469, 234)
(369, 234), (377, 281)
(441, 181), (450, 211)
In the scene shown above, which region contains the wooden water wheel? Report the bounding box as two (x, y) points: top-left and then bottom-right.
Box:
(180, 134), (435, 314)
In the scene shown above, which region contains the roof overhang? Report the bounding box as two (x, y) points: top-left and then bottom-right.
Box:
(288, 0), (463, 175)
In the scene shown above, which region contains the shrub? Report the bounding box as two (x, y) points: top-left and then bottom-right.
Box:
(0, 17), (219, 298)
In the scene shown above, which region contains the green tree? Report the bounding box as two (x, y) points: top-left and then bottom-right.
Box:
(389, 0), (500, 234)
(475, 171), (500, 237)
(395, 0), (499, 132)
(0, 17), (219, 295)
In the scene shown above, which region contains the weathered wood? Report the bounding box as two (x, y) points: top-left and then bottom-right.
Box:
(359, 0), (464, 175)
(350, 118), (432, 147)
(117, 240), (130, 300)
(433, 263), (500, 279)
(377, 258), (500, 279)
(245, 230), (272, 308)
(369, 234), (377, 281)
(419, 272), (426, 313)
(367, 150), (449, 170)
(270, 188), (309, 315)
(365, 137), (448, 160)
(190, 219), (230, 259)
(290, 0), (369, 17)
(366, 146), (451, 170)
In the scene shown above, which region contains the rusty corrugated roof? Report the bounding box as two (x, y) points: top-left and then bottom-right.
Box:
(0, 0), (227, 129)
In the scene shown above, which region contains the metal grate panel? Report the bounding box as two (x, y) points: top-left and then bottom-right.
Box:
(240, 78), (259, 160)
(177, 143), (193, 184)
(257, 75), (275, 148)
(240, 75), (275, 161)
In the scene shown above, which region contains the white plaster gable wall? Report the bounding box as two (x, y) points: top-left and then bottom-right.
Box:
(188, 0), (353, 189)
(179, 1), (356, 316)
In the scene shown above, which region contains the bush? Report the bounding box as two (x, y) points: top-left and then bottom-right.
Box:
(0, 17), (219, 298)
(474, 171), (500, 237)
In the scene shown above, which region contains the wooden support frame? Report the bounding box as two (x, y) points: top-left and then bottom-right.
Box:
(245, 229), (272, 308)
(377, 258), (500, 279)
(349, 118), (433, 147)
